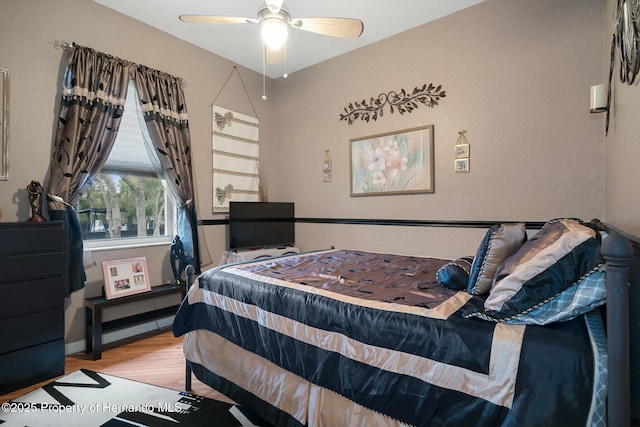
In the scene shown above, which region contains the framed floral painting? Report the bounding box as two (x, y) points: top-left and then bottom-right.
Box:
(350, 125), (434, 196)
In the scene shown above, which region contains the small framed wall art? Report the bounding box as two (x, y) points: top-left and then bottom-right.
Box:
(102, 257), (151, 299)
(323, 150), (332, 171)
(323, 150), (332, 182)
(455, 158), (470, 173)
(454, 143), (469, 159)
(454, 129), (470, 173)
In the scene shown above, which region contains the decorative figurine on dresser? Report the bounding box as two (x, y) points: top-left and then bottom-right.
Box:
(27, 180), (46, 222)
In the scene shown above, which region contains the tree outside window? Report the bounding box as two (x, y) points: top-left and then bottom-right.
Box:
(75, 80), (175, 243)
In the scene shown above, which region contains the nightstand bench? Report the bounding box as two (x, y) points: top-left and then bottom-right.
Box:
(85, 283), (185, 360)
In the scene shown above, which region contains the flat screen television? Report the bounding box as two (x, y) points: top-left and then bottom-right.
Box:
(228, 201), (295, 250)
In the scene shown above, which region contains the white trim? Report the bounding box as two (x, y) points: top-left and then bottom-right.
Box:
(85, 238), (172, 252)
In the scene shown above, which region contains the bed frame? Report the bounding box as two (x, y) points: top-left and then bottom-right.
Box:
(183, 225), (638, 427)
(600, 230), (633, 427)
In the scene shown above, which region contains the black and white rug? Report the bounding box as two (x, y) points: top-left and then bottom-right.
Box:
(0, 369), (272, 427)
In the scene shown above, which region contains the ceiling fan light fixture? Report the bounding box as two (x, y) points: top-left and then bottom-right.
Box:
(265, 0), (284, 14)
(261, 17), (288, 50)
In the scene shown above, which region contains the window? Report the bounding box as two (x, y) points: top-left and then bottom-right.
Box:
(76, 81), (176, 247)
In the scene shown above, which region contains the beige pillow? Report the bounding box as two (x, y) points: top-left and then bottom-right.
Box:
(467, 223), (527, 295)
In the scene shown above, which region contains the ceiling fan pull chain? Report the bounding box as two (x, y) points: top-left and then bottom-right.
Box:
(283, 44), (288, 79)
(262, 43), (268, 100)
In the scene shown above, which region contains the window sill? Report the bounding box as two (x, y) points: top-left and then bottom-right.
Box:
(84, 237), (172, 252)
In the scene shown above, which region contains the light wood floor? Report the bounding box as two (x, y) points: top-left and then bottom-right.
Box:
(0, 328), (231, 404)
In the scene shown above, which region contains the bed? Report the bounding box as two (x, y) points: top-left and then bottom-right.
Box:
(172, 218), (636, 427)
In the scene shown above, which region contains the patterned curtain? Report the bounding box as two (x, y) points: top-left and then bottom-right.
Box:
(47, 43), (208, 294)
(132, 67), (203, 273)
(46, 44), (131, 295)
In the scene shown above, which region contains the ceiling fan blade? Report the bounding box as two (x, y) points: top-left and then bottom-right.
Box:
(179, 15), (257, 24)
(291, 17), (364, 39)
(265, 45), (285, 65)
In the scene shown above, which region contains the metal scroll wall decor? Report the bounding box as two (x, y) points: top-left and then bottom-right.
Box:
(614, 0), (640, 84)
(339, 83), (446, 125)
(605, 0), (640, 135)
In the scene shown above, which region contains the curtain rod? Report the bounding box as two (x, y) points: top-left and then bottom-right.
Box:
(49, 40), (189, 87)
(51, 40), (72, 51)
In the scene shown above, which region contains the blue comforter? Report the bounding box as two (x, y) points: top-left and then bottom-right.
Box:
(173, 249), (605, 427)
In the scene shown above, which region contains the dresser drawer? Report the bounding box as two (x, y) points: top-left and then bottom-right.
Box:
(0, 224), (64, 256)
(0, 339), (65, 395)
(0, 309), (64, 354)
(0, 252), (66, 285)
(0, 277), (65, 319)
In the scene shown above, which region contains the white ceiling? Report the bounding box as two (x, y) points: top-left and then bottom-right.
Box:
(92, 0), (485, 79)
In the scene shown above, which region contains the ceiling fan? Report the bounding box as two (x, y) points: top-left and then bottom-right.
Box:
(179, 0), (364, 65)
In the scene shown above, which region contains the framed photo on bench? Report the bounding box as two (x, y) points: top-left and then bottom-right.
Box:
(102, 257), (151, 300)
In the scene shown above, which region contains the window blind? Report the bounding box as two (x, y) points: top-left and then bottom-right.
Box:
(103, 80), (158, 175)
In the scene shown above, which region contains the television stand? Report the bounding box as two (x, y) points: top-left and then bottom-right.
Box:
(220, 246), (299, 265)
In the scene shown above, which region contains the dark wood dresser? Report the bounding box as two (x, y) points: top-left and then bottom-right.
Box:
(0, 221), (67, 394)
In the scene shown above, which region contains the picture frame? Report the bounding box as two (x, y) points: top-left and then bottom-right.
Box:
(350, 125), (435, 197)
(323, 171), (332, 182)
(454, 143), (469, 159)
(323, 159), (332, 171)
(455, 158), (470, 173)
(102, 257), (151, 300)
(0, 68), (9, 181)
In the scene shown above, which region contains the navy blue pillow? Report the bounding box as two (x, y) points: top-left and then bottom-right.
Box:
(437, 257), (474, 290)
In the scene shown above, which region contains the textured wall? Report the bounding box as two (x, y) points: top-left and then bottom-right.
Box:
(273, 0), (605, 256)
(0, 0), (273, 343)
(604, 0), (640, 236)
(0, 0), (620, 343)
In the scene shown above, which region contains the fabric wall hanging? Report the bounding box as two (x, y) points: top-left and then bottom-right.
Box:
(212, 105), (260, 213)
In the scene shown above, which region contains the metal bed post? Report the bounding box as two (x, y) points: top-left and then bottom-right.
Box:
(601, 232), (633, 427)
(184, 264), (195, 391)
